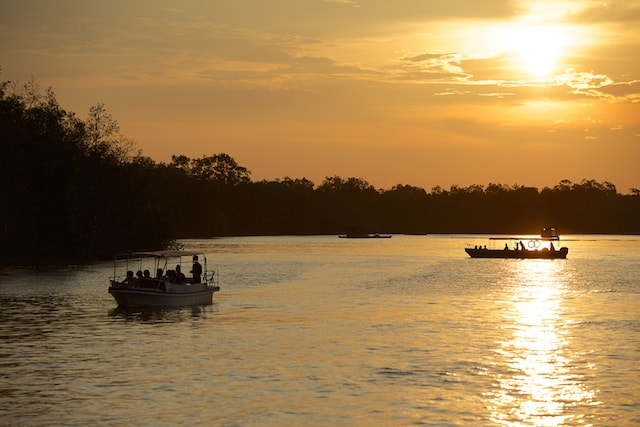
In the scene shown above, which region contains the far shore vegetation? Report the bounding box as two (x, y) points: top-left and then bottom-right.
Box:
(2, 77), (639, 266)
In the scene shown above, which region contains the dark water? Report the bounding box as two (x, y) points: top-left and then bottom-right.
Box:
(1, 235), (639, 426)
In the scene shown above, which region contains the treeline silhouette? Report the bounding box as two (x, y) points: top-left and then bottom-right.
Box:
(2, 78), (639, 265)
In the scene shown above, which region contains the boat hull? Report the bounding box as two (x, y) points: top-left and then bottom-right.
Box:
(108, 286), (220, 308)
(465, 247), (568, 259)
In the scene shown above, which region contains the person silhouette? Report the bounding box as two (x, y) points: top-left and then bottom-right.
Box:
(191, 255), (203, 283)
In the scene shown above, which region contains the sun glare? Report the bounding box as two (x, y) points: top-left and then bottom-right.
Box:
(475, 20), (580, 81)
(510, 25), (568, 78)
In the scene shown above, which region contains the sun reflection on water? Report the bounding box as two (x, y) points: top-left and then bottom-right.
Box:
(488, 261), (596, 426)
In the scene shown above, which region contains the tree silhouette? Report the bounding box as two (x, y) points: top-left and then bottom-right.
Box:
(171, 153), (251, 185)
(2, 75), (638, 266)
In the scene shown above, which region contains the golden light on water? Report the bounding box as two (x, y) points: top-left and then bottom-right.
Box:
(488, 261), (596, 426)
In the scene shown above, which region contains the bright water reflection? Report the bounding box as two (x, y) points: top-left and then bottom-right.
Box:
(489, 261), (597, 426)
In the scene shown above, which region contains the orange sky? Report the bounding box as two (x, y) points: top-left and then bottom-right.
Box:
(1, 0), (639, 192)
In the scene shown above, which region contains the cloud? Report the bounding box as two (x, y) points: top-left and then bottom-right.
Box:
(570, 2), (640, 23)
(551, 69), (640, 102)
(396, 52), (470, 82)
(324, 0), (361, 7)
(556, 69), (613, 90)
(599, 80), (640, 102)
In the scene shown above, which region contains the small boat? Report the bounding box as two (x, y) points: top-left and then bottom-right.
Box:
(338, 233), (392, 239)
(108, 250), (220, 307)
(465, 228), (569, 259)
(540, 226), (560, 240)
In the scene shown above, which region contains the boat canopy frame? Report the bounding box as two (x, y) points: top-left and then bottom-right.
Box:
(488, 236), (560, 241)
(112, 250), (212, 284)
(115, 250), (204, 260)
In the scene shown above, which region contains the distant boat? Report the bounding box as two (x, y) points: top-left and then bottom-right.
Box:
(108, 250), (220, 307)
(540, 226), (560, 240)
(339, 233), (392, 239)
(465, 227), (568, 259)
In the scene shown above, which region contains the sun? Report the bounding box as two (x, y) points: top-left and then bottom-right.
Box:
(510, 25), (567, 78)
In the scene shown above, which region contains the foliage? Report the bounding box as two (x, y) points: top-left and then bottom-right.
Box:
(0, 79), (169, 265)
(171, 153), (250, 185)
(1, 77), (638, 265)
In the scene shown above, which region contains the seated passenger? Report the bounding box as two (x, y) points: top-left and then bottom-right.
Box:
(122, 270), (135, 287)
(167, 270), (177, 283)
(176, 265), (186, 283)
(139, 269), (154, 288)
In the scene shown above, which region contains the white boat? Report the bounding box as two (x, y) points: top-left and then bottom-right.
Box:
(108, 250), (220, 307)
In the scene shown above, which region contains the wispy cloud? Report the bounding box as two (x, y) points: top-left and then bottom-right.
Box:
(570, 2), (640, 23)
(324, 0), (361, 7)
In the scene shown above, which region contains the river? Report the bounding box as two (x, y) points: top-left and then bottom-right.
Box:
(1, 235), (639, 426)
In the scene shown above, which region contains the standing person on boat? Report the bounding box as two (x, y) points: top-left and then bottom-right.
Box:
(191, 255), (202, 283)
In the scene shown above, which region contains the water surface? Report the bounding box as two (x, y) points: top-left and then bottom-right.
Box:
(1, 235), (639, 426)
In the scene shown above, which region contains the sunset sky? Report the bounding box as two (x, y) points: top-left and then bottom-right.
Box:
(1, 0), (639, 192)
